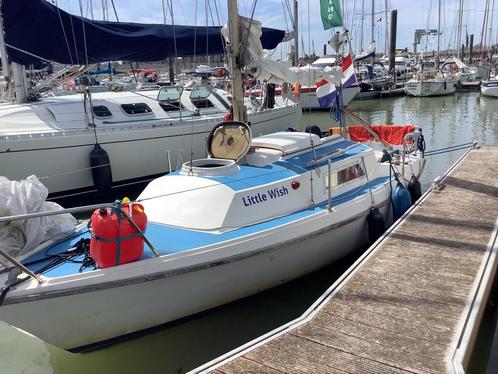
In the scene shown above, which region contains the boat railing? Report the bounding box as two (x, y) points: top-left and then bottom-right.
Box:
(327, 160), (333, 212)
(0, 202), (161, 284)
(304, 143), (361, 168)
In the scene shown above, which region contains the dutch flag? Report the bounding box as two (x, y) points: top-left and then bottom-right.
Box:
(315, 54), (357, 108)
(341, 54), (357, 88)
(315, 79), (337, 108)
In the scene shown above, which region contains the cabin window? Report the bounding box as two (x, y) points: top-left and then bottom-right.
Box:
(157, 86), (182, 102)
(190, 85), (212, 100)
(326, 164), (365, 188)
(157, 86), (185, 112)
(159, 101), (185, 112)
(189, 86), (215, 109)
(92, 105), (112, 118)
(191, 98), (215, 108)
(120, 103), (152, 115)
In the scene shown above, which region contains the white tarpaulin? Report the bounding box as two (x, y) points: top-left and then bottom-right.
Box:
(0, 175), (77, 259)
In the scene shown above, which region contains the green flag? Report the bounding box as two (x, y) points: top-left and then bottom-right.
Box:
(320, 0), (343, 30)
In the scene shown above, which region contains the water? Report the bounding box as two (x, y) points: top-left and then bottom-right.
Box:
(2, 92), (498, 374)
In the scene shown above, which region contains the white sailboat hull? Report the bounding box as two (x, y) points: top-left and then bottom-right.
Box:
(0, 105), (299, 195)
(404, 80), (457, 97)
(296, 85), (360, 109)
(0, 195), (390, 350)
(480, 81), (498, 97)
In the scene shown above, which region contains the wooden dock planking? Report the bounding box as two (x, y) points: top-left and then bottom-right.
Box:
(206, 146), (498, 373)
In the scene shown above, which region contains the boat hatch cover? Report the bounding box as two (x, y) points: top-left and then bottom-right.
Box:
(207, 121), (252, 161)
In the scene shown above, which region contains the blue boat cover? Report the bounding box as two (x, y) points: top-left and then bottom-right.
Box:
(1, 0), (285, 66)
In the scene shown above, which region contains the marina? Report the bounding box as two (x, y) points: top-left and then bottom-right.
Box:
(1, 92), (497, 374)
(1, 0), (498, 373)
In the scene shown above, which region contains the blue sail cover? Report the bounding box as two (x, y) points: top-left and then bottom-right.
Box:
(1, 0), (285, 66)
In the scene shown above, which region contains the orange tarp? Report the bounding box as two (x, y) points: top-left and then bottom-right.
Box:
(347, 125), (417, 145)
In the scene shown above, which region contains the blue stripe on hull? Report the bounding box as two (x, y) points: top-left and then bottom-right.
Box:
(204, 141), (368, 191)
(24, 175), (391, 278)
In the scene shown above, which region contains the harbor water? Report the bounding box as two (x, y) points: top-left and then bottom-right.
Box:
(1, 92), (498, 374)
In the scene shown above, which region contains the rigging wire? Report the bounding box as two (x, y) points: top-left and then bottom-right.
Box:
(280, 0), (290, 32)
(78, 0), (90, 67)
(89, 0), (94, 20)
(67, 12), (81, 66)
(161, 0), (167, 24)
(188, 0), (200, 173)
(239, 0), (258, 67)
(110, 0), (119, 21)
(54, 0), (75, 65)
(167, 1), (178, 73)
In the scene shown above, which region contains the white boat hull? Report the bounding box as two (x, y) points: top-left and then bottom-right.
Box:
(0, 105), (300, 195)
(404, 80), (457, 97)
(0, 191), (391, 350)
(480, 81), (498, 97)
(296, 85), (360, 109)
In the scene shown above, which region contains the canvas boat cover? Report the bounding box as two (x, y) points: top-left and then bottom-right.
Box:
(1, 0), (285, 66)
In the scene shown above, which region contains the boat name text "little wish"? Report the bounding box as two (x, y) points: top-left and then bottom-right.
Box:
(242, 186), (289, 207)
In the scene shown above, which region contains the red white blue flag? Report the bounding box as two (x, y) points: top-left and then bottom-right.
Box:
(315, 79), (337, 108)
(341, 54), (357, 88)
(315, 54), (357, 108)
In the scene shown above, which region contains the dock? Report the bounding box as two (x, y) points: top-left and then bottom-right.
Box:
(195, 145), (498, 373)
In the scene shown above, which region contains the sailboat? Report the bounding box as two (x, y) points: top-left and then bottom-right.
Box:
(404, 60), (458, 97)
(290, 1), (360, 110)
(481, 74), (498, 97)
(0, 0), (300, 199)
(289, 51), (360, 109)
(404, 0), (458, 97)
(0, 0), (426, 351)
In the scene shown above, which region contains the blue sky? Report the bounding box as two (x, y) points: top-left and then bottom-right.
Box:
(56, 0), (495, 58)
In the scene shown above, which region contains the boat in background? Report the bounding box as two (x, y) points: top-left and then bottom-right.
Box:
(242, 54), (360, 110)
(404, 61), (457, 97)
(0, 85), (300, 198)
(481, 77), (498, 97)
(0, 0), (300, 200)
(291, 55), (360, 109)
(393, 56), (415, 83)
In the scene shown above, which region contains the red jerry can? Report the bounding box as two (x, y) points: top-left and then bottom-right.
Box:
(89, 201), (147, 268)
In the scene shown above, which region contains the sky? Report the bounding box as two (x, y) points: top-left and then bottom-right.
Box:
(56, 0), (496, 59)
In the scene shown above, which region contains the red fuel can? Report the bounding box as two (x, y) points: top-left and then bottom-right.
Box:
(89, 202), (147, 268)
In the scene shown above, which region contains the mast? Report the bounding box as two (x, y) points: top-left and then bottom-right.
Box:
(456, 0), (463, 58)
(371, 0), (375, 44)
(227, 0), (247, 122)
(293, 0), (299, 64)
(490, 0), (495, 50)
(0, 0), (10, 84)
(360, 0), (365, 52)
(437, 0), (441, 54)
